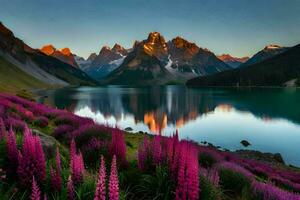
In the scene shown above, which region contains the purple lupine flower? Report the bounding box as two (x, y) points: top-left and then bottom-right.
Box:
(252, 181), (300, 200)
(200, 167), (220, 186)
(270, 175), (300, 193)
(5, 117), (26, 133)
(18, 127), (46, 186)
(94, 155), (106, 200)
(152, 135), (163, 165)
(137, 136), (149, 171)
(31, 176), (41, 200)
(33, 116), (49, 128)
(109, 155), (119, 200)
(52, 125), (74, 139)
(109, 129), (127, 167)
(81, 137), (105, 153)
(67, 176), (75, 200)
(169, 135), (180, 179)
(218, 161), (254, 181)
(0, 117), (7, 140)
(0, 105), (5, 117)
(6, 127), (18, 174)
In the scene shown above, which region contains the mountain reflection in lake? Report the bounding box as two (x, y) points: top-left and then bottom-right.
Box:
(38, 86), (300, 166)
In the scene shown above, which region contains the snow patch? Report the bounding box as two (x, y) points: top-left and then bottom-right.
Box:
(109, 56), (126, 67)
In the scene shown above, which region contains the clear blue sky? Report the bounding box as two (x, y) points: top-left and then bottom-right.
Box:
(1, 0), (300, 58)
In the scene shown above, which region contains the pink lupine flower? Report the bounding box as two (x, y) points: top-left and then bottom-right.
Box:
(175, 142), (199, 200)
(67, 176), (75, 200)
(50, 166), (62, 192)
(186, 145), (199, 200)
(109, 129), (127, 167)
(6, 127), (18, 174)
(70, 138), (76, 160)
(71, 152), (85, 184)
(109, 155), (119, 200)
(175, 143), (188, 200)
(31, 176), (41, 200)
(18, 127), (46, 186)
(70, 138), (85, 184)
(94, 155), (106, 200)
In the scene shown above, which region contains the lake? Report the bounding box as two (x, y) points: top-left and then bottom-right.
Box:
(37, 86), (300, 166)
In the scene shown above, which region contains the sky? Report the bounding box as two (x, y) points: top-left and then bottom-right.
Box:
(1, 0), (300, 58)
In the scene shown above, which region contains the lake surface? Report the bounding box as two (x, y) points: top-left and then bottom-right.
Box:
(38, 86), (300, 166)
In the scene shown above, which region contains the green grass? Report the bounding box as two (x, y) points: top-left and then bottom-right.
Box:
(0, 56), (50, 96)
(124, 132), (146, 161)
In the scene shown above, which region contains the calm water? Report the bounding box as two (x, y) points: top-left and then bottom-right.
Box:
(38, 86), (300, 166)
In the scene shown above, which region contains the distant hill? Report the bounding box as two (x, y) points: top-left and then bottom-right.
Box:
(186, 44), (300, 87)
(218, 54), (249, 68)
(242, 45), (289, 67)
(0, 22), (96, 87)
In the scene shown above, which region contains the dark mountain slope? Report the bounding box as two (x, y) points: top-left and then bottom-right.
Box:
(187, 44), (300, 87)
(0, 22), (96, 86)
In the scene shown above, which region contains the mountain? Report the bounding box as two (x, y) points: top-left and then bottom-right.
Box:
(103, 32), (231, 85)
(102, 32), (175, 85)
(0, 22), (95, 86)
(83, 44), (128, 79)
(40, 45), (79, 68)
(218, 54), (249, 68)
(74, 53), (96, 70)
(242, 45), (289, 67)
(186, 44), (300, 87)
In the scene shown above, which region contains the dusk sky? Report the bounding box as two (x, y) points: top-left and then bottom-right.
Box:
(1, 0), (300, 58)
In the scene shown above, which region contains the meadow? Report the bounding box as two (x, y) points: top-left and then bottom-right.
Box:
(0, 93), (300, 200)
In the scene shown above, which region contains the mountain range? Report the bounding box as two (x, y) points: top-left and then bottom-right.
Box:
(0, 21), (299, 89)
(187, 44), (300, 87)
(217, 54), (249, 68)
(100, 32), (233, 85)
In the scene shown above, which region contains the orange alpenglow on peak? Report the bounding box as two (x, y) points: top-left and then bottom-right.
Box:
(264, 44), (282, 50)
(40, 44), (56, 55)
(60, 48), (72, 56)
(218, 54), (249, 63)
(143, 32), (168, 58)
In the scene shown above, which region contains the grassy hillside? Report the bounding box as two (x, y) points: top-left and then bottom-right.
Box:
(0, 56), (50, 96)
(28, 52), (98, 86)
(187, 44), (300, 87)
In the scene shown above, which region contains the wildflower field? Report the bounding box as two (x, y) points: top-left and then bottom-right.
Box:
(0, 93), (300, 200)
